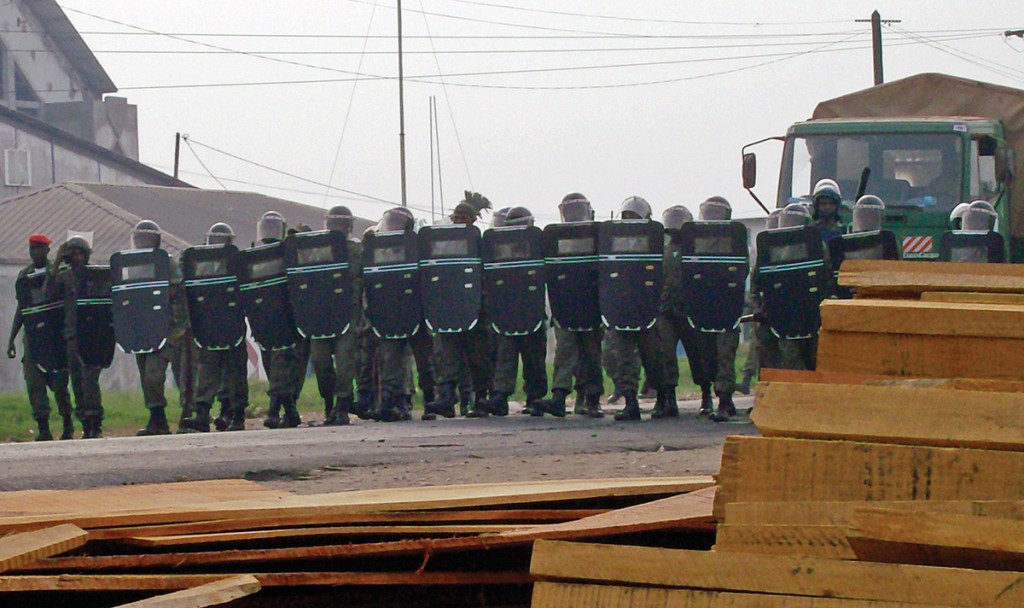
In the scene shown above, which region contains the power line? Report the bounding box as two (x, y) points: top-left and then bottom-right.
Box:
(182, 138), (229, 190)
(888, 25), (1024, 84)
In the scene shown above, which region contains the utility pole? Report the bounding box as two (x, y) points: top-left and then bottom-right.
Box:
(397, 0), (408, 208)
(1006, 30), (1024, 39)
(173, 132), (181, 179)
(855, 11), (900, 85)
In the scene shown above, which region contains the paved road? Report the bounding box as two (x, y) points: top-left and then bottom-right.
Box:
(0, 397), (756, 490)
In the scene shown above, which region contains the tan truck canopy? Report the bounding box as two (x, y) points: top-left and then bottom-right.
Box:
(812, 73), (1024, 237)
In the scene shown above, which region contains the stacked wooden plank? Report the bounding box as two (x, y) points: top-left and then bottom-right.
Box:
(531, 260), (1024, 607)
(0, 476), (714, 607)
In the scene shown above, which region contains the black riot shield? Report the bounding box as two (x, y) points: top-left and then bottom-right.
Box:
(598, 220), (664, 331)
(77, 265), (116, 368)
(543, 223), (600, 332)
(939, 231), (1006, 263)
(110, 249), (171, 354)
(362, 229), (422, 339)
(15, 268), (65, 374)
(182, 244), (247, 350)
(828, 230), (900, 298)
(231, 242), (300, 351)
(677, 221), (749, 332)
(482, 225), (546, 336)
(418, 224), (482, 334)
(754, 226), (829, 340)
(283, 230), (353, 339)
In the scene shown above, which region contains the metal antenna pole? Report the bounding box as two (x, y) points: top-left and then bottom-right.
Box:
(429, 96), (435, 221)
(433, 96), (445, 217)
(397, 0), (408, 207)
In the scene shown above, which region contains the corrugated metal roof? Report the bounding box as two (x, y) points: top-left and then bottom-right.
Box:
(0, 183), (373, 265)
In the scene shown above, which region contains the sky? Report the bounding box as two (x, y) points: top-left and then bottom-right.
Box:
(56, 1), (1024, 226)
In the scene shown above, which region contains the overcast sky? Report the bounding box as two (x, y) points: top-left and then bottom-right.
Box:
(59, 1), (1023, 226)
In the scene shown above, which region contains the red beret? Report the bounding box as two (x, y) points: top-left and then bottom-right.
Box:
(28, 234), (51, 246)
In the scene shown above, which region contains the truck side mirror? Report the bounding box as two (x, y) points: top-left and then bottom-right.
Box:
(742, 153), (757, 189)
(997, 148), (1016, 184)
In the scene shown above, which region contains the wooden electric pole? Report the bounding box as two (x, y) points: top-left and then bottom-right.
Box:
(397, 0), (408, 208)
(856, 11), (900, 85)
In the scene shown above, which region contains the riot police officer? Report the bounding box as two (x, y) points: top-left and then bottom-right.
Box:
(940, 200), (1005, 263)
(811, 179), (845, 244)
(8, 233), (74, 440)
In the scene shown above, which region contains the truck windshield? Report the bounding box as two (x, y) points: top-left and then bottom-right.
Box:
(778, 132), (963, 213)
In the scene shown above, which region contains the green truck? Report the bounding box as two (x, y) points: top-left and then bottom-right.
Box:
(742, 73), (1023, 261)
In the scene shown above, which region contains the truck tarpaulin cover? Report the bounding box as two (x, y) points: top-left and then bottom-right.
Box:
(812, 73), (1024, 238)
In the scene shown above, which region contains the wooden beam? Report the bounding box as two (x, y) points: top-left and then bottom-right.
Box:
(530, 540), (1024, 607)
(121, 524), (520, 548)
(921, 291), (1024, 305)
(757, 369), (917, 384)
(0, 571), (532, 591)
(724, 500), (1024, 526)
(22, 488), (715, 572)
(714, 523), (854, 559)
(815, 330), (1024, 379)
(751, 382), (1024, 450)
(113, 575), (260, 608)
(820, 299), (1024, 338)
(0, 524), (87, 572)
(531, 581), (956, 608)
(715, 436), (1024, 519)
(838, 259), (1024, 294)
(847, 508), (1024, 571)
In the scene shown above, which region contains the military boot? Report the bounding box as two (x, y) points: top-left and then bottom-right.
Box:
(353, 390), (375, 420)
(607, 390), (622, 404)
(35, 417), (52, 441)
(83, 418), (103, 440)
(583, 393), (604, 418)
(614, 391), (642, 422)
(323, 396), (335, 422)
(263, 396), (282, 429)
(214, 398), (232, 432)
(465, 390), (488, 418)
(226, 403), (247, 431)
(479, 391), (509, 416)
(698, 385), (715, 417)
(532, 389), (567, 418)
(651, 386), (680, 419)
(60, 413), (75, 440)
(573, 391), (586, 415)
(376, 391), (400, 422)
(180, 402), (212, 433)
(458, 390), (474, 417)
(326, 396), (351, 426)
(712, 393), (736, 423)
(423, 383), (457, 420)
(421, 386), (435, 410)
(282, 397), (302, 428)
(137, 407), (172, 436)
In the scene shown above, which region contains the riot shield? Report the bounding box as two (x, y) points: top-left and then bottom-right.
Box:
(828, 230), (899, 298)
(110, 249), (171, 354)
(598, 220), (664, 331)
(77, 265), (116, 368)
(754, 226), (829, 340)
(182, 244), (247, 350)
(543, 223), (600, 332)
(231, 242), (300, 351)
(15, 268), (65, 374)
(418, 224), (482, 334)
(283, 230), (353, 339)
(939, 231), (1006, 263)
(677, 221), (749, 332)
(482, 225), (546, 336)
(362, 229), (422, 339)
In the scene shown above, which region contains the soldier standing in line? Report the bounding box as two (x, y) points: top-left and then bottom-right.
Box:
(811, 179), (845, 245)
(179, 223), (249, 432)
(740, 208), (784, 394)
(422, 192), (494, 419)
(307, 206), (362, 426)
(8, 234), (74, 440)
(44, 237), (107, 439)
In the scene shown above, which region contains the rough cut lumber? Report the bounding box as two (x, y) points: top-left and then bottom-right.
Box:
(113, 575), (261, 608)
(847, 508), (1024, 571)
(715, 436), (1024, 519)
(122, 524), (520, 547)
(21, 487), (716, 572)
(751, 382), (1024, 450)
(0, 476), (712, 535)
(713, 523), (854, 559)
(758, 369), (913, 384)
(0, 571), (531, 591)
(820, 299), (1024, 338)
(815, 329), (1024, 379)
(0, 480), (288, 518)
(531, 581), (957, 608)
(530, 539), (1024, 607)
(724, 500), (1024, 527)
(922, 291), (1024, 305)
(838, 259), (1024, 295)
(0, 524), (87, 572)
